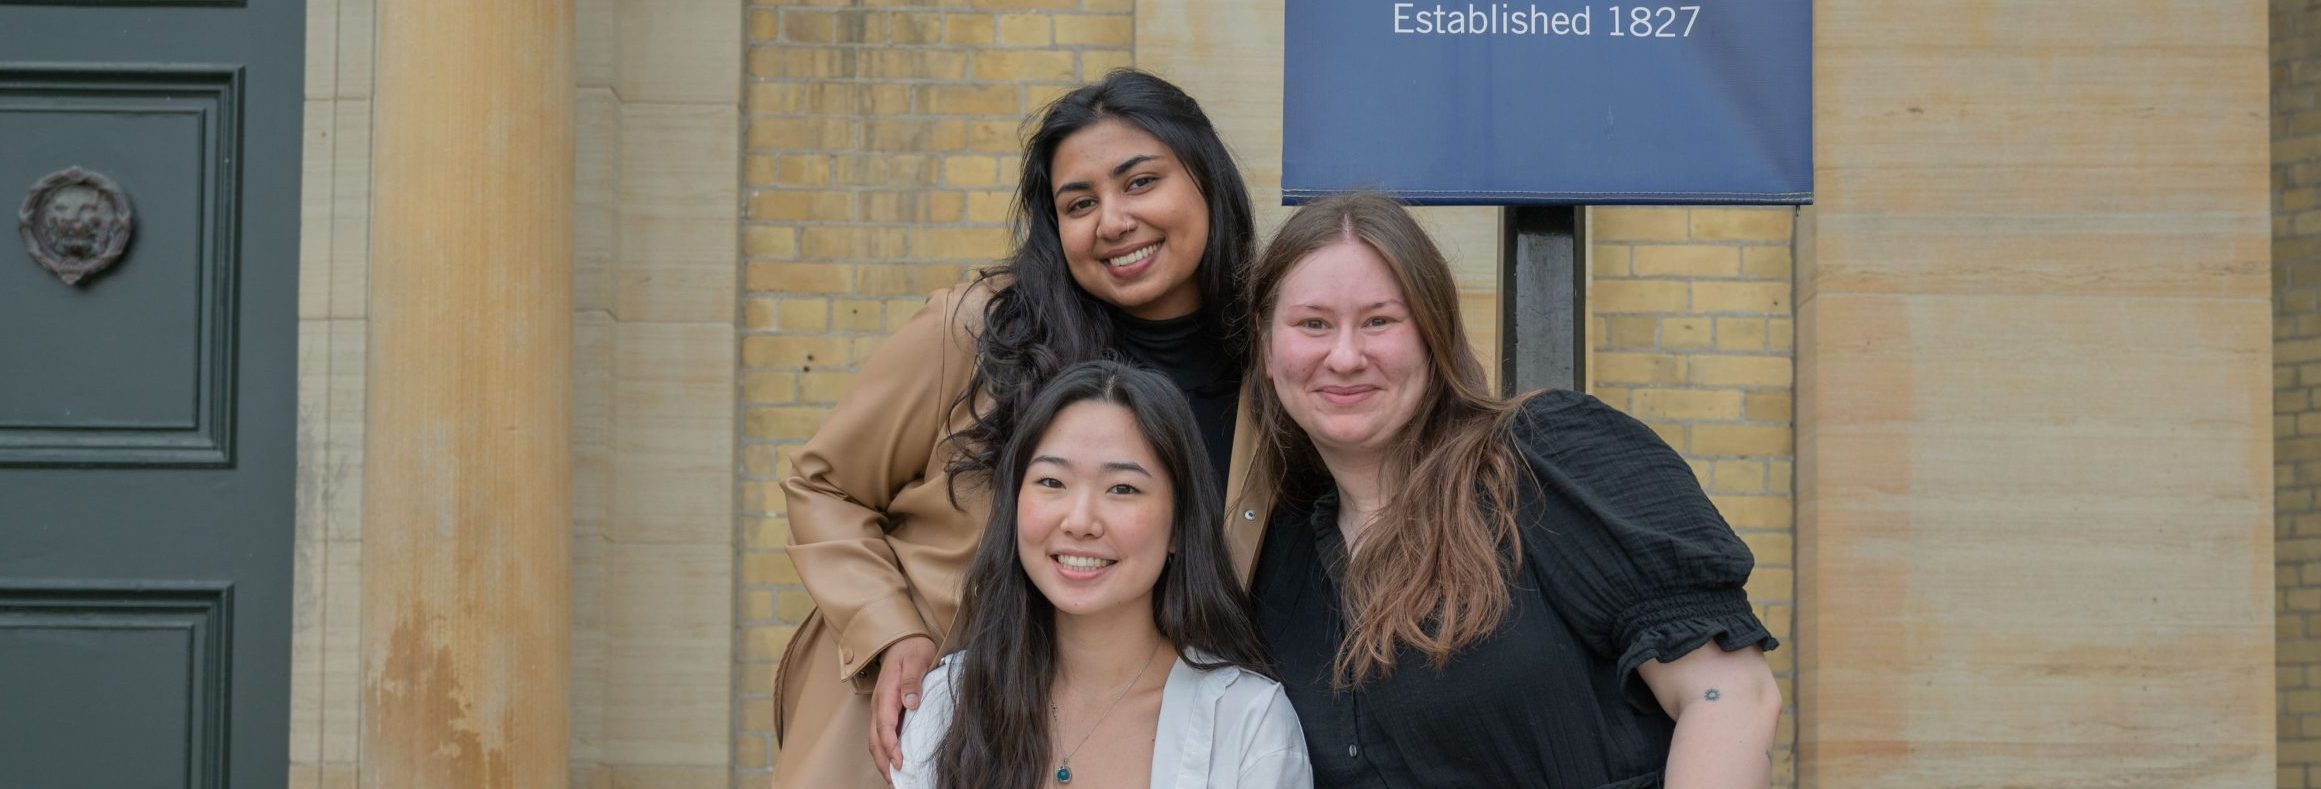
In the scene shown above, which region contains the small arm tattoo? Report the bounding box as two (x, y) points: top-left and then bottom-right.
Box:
(1703, 688), (1721, 701)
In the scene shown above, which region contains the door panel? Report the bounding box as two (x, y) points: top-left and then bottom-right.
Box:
(0, 2), (301, 788)
(0, 67), (242, 464)
(1, 586), (228, 787)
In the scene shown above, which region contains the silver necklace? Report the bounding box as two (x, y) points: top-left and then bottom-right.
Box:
(1049, 643), (1163, 785)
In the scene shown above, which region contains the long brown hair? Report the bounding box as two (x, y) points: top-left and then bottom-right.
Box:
(1244, 191), (1532, 688)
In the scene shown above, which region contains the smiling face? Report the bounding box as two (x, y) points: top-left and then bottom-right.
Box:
(1015, 400), (1176, 621)
(1263, 240), (1435, 468)
(1049, 118), (1211, 321)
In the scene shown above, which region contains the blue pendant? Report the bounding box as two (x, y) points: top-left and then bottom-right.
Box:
(1056, 765), (1072, 784)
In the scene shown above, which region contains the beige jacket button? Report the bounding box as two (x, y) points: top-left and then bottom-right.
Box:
(841, 648), (854, 664)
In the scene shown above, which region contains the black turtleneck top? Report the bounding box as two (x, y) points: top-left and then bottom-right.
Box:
(1109, 308), (1241, 489)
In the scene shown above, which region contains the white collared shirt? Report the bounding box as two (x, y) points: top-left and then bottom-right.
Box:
(894, 651), (1313, 788)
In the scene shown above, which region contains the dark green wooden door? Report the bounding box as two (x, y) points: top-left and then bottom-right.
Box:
(0, 2), (302, 787)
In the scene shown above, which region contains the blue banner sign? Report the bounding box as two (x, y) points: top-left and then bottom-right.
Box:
(1283, 1), (1812, 205)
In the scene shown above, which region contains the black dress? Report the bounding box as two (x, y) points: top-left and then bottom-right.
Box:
(1251, 389), (1777, 789)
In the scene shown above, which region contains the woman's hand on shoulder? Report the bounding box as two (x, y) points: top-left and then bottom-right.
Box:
(868, 635), (941, 781)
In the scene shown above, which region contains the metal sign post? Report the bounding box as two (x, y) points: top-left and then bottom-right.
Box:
(1499, 206), (1585, 396)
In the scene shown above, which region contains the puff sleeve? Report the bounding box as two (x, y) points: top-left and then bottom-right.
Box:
(1509, 389), (1779, 708)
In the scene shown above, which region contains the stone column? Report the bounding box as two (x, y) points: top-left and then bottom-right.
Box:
(361, 2), (573, 786)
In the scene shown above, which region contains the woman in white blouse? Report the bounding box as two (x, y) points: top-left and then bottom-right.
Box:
(893, 361), (1311, 789)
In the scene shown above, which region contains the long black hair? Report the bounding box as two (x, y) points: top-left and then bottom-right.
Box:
(933, 361), (1271, 789)
(946, 68), (1257, 491)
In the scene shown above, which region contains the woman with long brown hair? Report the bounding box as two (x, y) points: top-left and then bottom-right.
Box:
(1244, 191), (1782, 788)
(892, 361), (1308, 789)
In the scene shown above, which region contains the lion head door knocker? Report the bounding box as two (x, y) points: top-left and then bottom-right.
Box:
(19, 167), (134, 286)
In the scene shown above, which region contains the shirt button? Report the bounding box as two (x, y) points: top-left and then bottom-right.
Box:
(1243, 510), (1257, 521)
(1347, 744), (1359, 758)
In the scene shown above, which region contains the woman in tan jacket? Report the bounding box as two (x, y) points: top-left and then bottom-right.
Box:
(772, 70), (1276, 788)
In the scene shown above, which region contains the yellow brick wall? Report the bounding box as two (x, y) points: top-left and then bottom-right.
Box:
(1588, 205), (1798, 786)
(739, 7), (1800, 784)
(740, 0), (1133, 781)
(2281, 2), (2321, 786)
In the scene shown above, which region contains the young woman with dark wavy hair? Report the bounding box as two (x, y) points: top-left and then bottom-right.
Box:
(772, 70), (1279, 788)
(890, 361), (1307, 789)
(1244, 192), (1782, 788)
